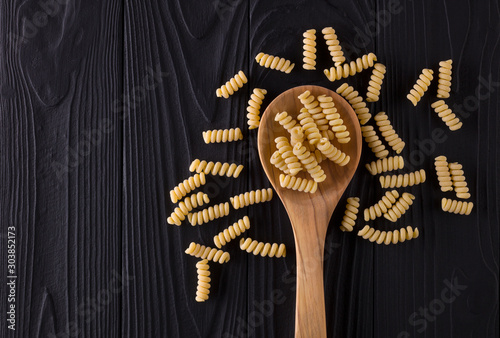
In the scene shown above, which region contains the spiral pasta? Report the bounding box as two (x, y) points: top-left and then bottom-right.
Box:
(293, 142), (327, 182)
(363, 190), (399, 221)
(374, 112), (405, 154)
(275, 136), (303, 175)
(188, 202), (230, 226)
(303, 29), (317, 70)
(383, 192), (415, 222)
(279, 174), (318, 193)
(407, 68), (434, 106)
(324, 53), (377, 81)
(437, 59), (452, 99)
(379, 169), (426, 188)
(247, 88), (267, 129)
(202, 128), (243, 144)
(316, 138), (350, 166)
(340, 197), (360, 232)
(185, 242), (230, 264)
(170, 173), (207, 203)
(297, 108), (322, 145)
(322, 27), (345, 66)
(168, 192), (210, 225)
(434, 156), (453, 192)
(270, 151), (291, 174)
(255, 52), (295, 73)
(431, 100), (462, 131)
(441, 198), (474, 215)
(449, 162), (471, 199)
(336, 83), (372, 125)
(216, 70), (248, 98)
(239, 238), (286, 258)
(318, 95), (350, 143)
(275, 111), (298, 133)
(366, 63), (386, 102)
(195, 259), (211, 302)
(361, 125), (389, 159)
(213, 216), (251, 248)
(189, 160), (244, 178)
(230, 188), (273, 209)
(357, 225), (420, 245)
(365, 156), (405, 175)
(290, 126), (305, 146)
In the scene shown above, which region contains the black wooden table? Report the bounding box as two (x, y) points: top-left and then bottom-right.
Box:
(1, 0), (499, 337)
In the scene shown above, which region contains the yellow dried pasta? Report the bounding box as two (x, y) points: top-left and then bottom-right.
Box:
(441, 198), (473, 215)
(297, 108), (322, 145)
(316, 138), (350, 166)
(434, 156), (453, 192)
(230, 188), (273, 209)
(318, 94), (350, 143)
(279, 174), (318, 193)
(379, 169), (426, 188)
(322, 27), (345, 66)
(202, 128), (243, 144)
(188, 202), (230, 226)
(216, 70), (247, 98)
(324, 53), (377, 81)
(247, 88), (267, 129)
(383, 192), (415, 222)
(437, 59), (452, 99)
(366, 63), (386, 102)
(407, 68), (434, 106)
(365, 156), (404, 175)
(340, 197), (360, 232)
(336, 83), (372, 125)
(189, 159), (244, 178)
(275, 136), (302, 175)
(213, 216), (250, 248)
(293, 142), (326, 182)
(239, 238), (286, 258)
(167, 192), (210, 226)
(185, 242), (230, 264)
(374, 112), (405, 154)
(357, 225), (420, 245)
(364, 190), (399, 221)
(303, 29), (317, 70)
(449, 162), (471, 199)
(255, 52), (295, 73)
(195, 259), (211, 302)
(270, 150), (290, 174)
(361, 125), (389, 159)
(431, 100), (462, 131)
(169, 173), (206, 203)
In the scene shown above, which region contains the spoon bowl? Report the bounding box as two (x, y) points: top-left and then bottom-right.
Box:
(257, 85), (362, 338)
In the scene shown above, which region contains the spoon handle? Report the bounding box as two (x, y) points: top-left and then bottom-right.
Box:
(293, 227), (327, 338)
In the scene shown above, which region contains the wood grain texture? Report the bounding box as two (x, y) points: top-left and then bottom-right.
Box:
(0, 0), (498, 337)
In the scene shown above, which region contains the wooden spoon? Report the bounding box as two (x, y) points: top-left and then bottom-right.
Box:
(257, 85), (362, 338)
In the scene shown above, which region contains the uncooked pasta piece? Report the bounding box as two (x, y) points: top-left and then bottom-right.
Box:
(169, 173), (206, 203)
(383, 192), (415, 222)
(431, 100), (462, 131)
(297, 108), (322, 145)
(303, 29), (317, 70)
(364, 190), (399, 221)
(213, 216), (250, 248)
(202, 128), (243, 144)
(239, 238), (286, 258)
(361, 125), (389, 159)
(336, 83), (371, 125)
(366, 63), (386, 102)
(322, 27), (345, 66)
(195, 259), (211, 302)
(407, 68), (434, 106)
(357, 225), (419, 244)
(230, 188), (273, 209)
(188, 202), (230, 226)
(167, 192), (210, 225)
(374, 112), (405, 154)
(324, 53), (377, 81)
(279, 174), (318, 193)
(275, 136), (302, 175)
(340, 197), (360, 232)
(255, 52), (295, 73)
(270, 150), (291, 174)
(293, 142), (326, 182)
(298, 91), (329, 131)
(247, 88), (267, 129)
(189, 160), (244, 178)
(275, 111), (298, 133)
(449, 162), (471, 199)
(185, 242), (230, 263)
(434, 156), (453, 192)
(365, 156), (404, 175)
(316, 138), (350, 166)
(318, 95), (350, 143)
(216, 70), (247, 98)
(441, 198), (474, 215)
(379, 169), (426, 188)
(437, 59), (452, 99)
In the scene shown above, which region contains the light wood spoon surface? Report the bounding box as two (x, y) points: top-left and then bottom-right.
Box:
(257, 85), (362, 338)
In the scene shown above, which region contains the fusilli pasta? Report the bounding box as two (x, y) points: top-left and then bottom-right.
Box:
(255, 52), (295, 73)
(216, 70), (248, 98)
(203, 128), (243, 144)
(189, 159), (244, 178)
(275, 136), (303, 175)
(303, 29), (317, 70)
(365, 156), (405, 175)
(361, 125), (389, 159)
(437, 59), (452, 99)
(195, 259), (211, 302)
(449, 162), (471, 199)
(434, 156), (453, 192)
(290, 126), (305, 146)
(363, 190), (399, 221)
(168, 192), (210, 226)
(279, 174), (318, 193)
(170, 173), (207, 203)
(275, 111), (298, 133)
(230, 188), (273, 209)
(240, 238), (286, 258)
(357, 225), (420, 245)
(407, 68), (434, 106)
(297, 108), (322, 145)
(374, 112), (405, 154)
(322, 27), (345, 66)
(336, 83), (372, 125)
(379, 169), (426, 188)
(213, 216), (251, 248)
(185, 242), (230, 263)
(340, 197), (360, 232)
(247, 88), (267, 129)
(383, 192), (415, 222)
(318, 95), (350, 143)
(431, 100), (462, 131)
(188, 202), (230, 226)
(366, 63), (386, 102)
(293, 142), (327, 182)
(316, 138), (350, 166)
(270, 150), (291, 174)
(441, 198), (474, 215)
(324, 53), (377, 81)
